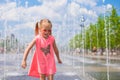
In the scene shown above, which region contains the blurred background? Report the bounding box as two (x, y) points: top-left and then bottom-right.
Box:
(0, 0), (120, 80)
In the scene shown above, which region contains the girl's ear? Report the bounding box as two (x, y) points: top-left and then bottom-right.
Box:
(39, 28), (43, 34)
(39, 29), (41, 33)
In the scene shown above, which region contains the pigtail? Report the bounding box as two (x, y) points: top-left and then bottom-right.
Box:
(48, 19), (52, 27)
(47, 19), (52, 35)
(35, 22), (39, 36)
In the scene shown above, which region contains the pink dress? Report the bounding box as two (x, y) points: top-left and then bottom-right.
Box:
(28, 35), (56, 78)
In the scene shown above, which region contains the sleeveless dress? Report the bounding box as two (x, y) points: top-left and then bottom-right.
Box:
(28, 35), (56, 78)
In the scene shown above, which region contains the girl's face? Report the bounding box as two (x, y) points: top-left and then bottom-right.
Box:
(40, 23), (51, 39)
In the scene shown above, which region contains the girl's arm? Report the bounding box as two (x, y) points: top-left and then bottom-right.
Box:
(21, 38), (36, 69)
(53, 40), (62, 63)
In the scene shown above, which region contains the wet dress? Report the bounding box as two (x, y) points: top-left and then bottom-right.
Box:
(28, 35), (56, 78)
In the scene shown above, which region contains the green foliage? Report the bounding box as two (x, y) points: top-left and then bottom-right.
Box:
(69, 6), (120, 50)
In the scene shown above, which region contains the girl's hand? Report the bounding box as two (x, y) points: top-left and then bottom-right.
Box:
(58, 59), (62, 64)
(21, 60), (27, 69)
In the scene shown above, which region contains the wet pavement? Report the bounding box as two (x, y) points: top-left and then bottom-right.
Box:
(1, 64), (82, 80)
(1, 53), (120, 80)
(0, 54), (91, 80)
(3, 72), (81, 80)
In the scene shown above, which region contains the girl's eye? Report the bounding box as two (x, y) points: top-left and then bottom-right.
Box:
(43, 29), (51, 32)
(43, 29), (47, 32)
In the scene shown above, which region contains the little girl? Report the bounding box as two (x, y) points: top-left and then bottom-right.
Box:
(21, 19), (62, 80)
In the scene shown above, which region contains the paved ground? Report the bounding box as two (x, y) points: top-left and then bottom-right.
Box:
(0, 54), (120, 80)
(0, 54), (86, 80)
(1, 64), (82, 80)
(3, 73), (81, 80)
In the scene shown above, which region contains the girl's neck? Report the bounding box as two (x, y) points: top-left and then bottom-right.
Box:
(40, 34), (50, 39)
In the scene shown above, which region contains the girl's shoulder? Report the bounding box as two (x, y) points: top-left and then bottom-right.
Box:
(36, 35), (40, 38)
(49, 35), (55, 40)
(34, 35), (41, 41)
(49, 35), (55, 43)
(34, 35), (39, 40)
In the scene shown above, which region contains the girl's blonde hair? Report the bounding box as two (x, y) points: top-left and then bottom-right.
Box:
(35, 19), (52, 36)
